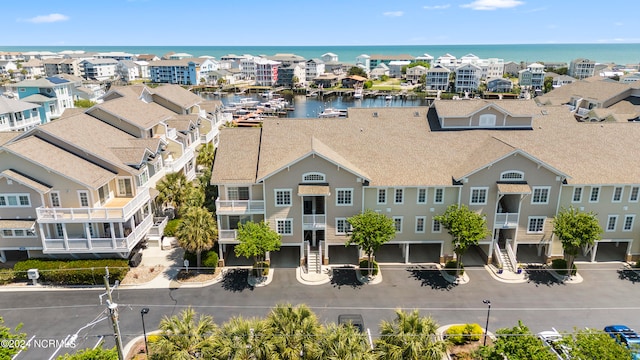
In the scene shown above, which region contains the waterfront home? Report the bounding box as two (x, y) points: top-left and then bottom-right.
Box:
(254, 58), (280, 86)
(306, 59), (325, 83)
(81, 58), (118, 81)
(435, 53), (458, 70)
(389, 60), (411, 78)
(546, 72), (576, 88)
(455, 63), (482, 93)
(370, 63), (390, 80)
(277, 63), (306, 87)
(0, 61), (18, 75)
(313, 73), (339, 88)
(321, 52), (338, 63)
(620, 73), (640, 84)
(518, 63), (545, 90)
(167, 53), (193, 60)
(9, 77), (75, 120)
(355, 54), (371, 71)
(211, 97), (640, 273)
(0, 97), (42, 131)
(487, 77), (513, 93)
(148, 58), (211, 85)
(415, 53), (434, 66)
(406, 65), (427, 85)
(116, 60), (142, 82)
(503, 61), (521, 77)
(369, 54), (415, 71)
(341, 75), (366, 89)
(136, 54), (160, 62)
(96, 52), (135, 61)
(569, 58), (596, 80)
(425, 65), (451, 91)
(42, 58), (84, 77)
(19, 59), (45, 80)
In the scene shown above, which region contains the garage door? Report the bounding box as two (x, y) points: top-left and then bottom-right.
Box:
(269, 246), (301, 268)
(376, 244), (404, 263)
(408, 244), (441, 263)
(595, 242), (628, 262)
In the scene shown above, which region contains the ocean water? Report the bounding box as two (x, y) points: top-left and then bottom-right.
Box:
(1, 44), (640, 65)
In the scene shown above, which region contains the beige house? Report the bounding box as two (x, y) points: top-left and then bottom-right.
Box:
(0, 84), (225, 261)
(211, 97), (640, 273)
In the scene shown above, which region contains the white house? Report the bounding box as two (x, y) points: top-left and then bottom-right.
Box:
(81, 58), (118, 81)
(455, 63), (482, 92)
(306, 59), (325, 83)
(0, 97), (42, 131)
(321, 52), (338, 63)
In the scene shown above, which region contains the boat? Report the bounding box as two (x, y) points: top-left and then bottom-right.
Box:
(385, 95), (393, 100)
(230, 97), (260, 107)
(318, 108), (347, 118)
(353, 87), (363, 99)
(260, 91), (273, 98)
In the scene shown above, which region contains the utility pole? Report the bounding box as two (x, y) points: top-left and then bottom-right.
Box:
(102, 267), (125, 360)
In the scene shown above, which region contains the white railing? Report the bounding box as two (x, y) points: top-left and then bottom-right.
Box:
(36, 188), (150, 223)
(493, 241), (503, 269)
(147, 216), (168, 237)
(305, 241), (310, 274)
(165, 147), (195, 174)
(219, 229), (238, 241)
(505, 239), (518, 272)
(215, 198), (265, 214)
(303, 214), (326, 229)
(494, 213), (518, 228)
(318, 240), (324, 273)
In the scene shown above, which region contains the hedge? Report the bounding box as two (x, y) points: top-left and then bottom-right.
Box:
(444, 260), (464, 276)
(359, 259), (379, 276)
(163, 219), (182, 236)
(13, 259), (129, 285)
(551, 259), (577, 276)
(183, 250), (218, 270)
(445, 323), (483, 345)
(0, 268), (14, 285)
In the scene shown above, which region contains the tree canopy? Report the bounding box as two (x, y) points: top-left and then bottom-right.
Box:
(156, 172), (191, 216)
(346, 209), (396, 275)
(374, 309), (447, 360)
(56, 346), (118, 360)
(553, 206), (602, 272)
(150, 307), (217, 360)
(175, 207), (217, 267)
(560, 328), (633, 360)
(0, 317), (25, 359)
(434, 204), (490, 276)
(235, 221), (282, 263)
(477, 321), (557, 360)
(347, 66), (368, 78)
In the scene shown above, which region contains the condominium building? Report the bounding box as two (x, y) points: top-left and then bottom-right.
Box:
(211, 89), (640, 273)
(10, 77), (76, 121)
(569, 58), (596, 80)
(81, 58), (118, 81)
(254, 58), (280, 86)
(518, 63), (545, 90)
(455, 63), (482, 92)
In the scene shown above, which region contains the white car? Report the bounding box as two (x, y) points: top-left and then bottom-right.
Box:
(538, 329), (571, 359)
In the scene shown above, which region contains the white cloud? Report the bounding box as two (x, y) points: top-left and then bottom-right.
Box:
(23, 13), (69, 23)
(461, 0), (524, 10)
(423, 4), (451, 10)
(614, 22), (623, 26)
(383, 11), (404, 17)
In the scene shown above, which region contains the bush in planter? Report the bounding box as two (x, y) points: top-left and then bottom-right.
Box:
(359, 259), (379, 276)
(444, 260), (464, 276)
(445, 323), (484, 345)
(202, 251), (218, 270)
(551, 259), (577, 276)
(253, 261), (269, 277)
(0, 268), (14, 285)
(13, 259), (129, 285)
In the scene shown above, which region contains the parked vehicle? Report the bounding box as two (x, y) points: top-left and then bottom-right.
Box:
(604, 325), (640, 360)
(537, 328), (571, 360)
(338, 314), (365, 333)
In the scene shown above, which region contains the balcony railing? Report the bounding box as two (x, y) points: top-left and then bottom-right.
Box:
(303, 214), (326, 229)
(215, 198), (265, 214)
(494, 212), (518, 229)
(36, 187), (150, 223)
(219, 229), (238, 242)
(43, 213), (153, 253)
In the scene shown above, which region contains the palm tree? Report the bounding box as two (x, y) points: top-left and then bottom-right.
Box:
(156, 171), (190, 216)
(210, 316), (275, 360)
(320, 323), (375, 360)
(264, 304), (322, 359)
(150, 307), (216, 360)
(374, 309), (448, 360)
(196, 143), (215, 172)
(175, 207), (217, 268)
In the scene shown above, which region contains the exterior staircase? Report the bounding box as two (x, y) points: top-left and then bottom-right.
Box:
(499, 248), (515, 272)
(307, 248), (322, 274)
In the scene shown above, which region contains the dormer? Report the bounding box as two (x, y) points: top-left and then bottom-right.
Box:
(433, 99), (540, 130)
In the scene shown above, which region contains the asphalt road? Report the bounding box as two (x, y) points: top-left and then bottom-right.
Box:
(2, 262), (640, 359)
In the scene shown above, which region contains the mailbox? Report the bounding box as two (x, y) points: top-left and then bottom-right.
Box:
(27, 268), (40, 280)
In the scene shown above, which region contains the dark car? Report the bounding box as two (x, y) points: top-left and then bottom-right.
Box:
(604, 325), (640, 360)
(338, 314), (364, 333)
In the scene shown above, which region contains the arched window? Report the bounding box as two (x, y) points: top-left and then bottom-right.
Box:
(302, 172), (326, 183)
(500, 171), (524, 181)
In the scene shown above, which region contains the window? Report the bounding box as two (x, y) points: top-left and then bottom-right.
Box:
(137, 168), (149, 186)
(572, 187), (583, 203)
(0, 194), (31, 207)
(527, 217), (546, 233)
(335, 218), (351, 235)
(276, 219), (293, 236)
(432, 219), (442, 233)
(2, 229), (12, 237)
(336, 188), (353, 206)
(417, 188), (427, 204)
(434, 188), (444, 204)
(78, 191), (89, 207)
(415, 216), (426, 233)
(393, 216), (403, 233)
(117, 178), (133, 197)
(479, 114), (496, 127)
(606, 215), (618, 232)
(589, 187), (600, 203)
(623, 215), (635, 231)
(394, 189), (404, 204)
(55, 224), (64, 237)
(275, 189), (292, 207)
(228, 187), (249, 200)
(612, 187), (623, 203)
(50, 192), (61, 207)
(302, 172), (325, 182)
(630, 186), (639, 202)
(377, 189), (386, 204)
(531, 187), (550, 204)
(500, 171), (524, 181)
(470, 187), (488, 205)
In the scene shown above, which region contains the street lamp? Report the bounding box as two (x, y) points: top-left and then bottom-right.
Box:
(483, 300), (491, 346)
(141, 308), (150, 355)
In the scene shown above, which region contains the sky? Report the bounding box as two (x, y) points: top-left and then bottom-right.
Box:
(3, 0), (639, 46)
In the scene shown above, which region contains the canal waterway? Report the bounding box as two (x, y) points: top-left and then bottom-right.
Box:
(209, 93), (430, 118)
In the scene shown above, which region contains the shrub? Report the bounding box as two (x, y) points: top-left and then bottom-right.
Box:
(202, 251), (219, 269)
(359, 259), (379, 276)
(253, 261), (269, 277)
(444, 260), (464, 276)
(445, 323), (484, 345)
(13, 259), (129, 285)
(0, 268), (14, 285)
(183, 251), (197, 265)
(551, 259), (577, 276)
(163, 219), (182, 236)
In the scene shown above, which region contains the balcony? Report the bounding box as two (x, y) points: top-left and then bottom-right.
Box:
(36, 187), (151, 223)
(219, 229), (238, 242)
(495, 212), (519, 229)
(215, 198), (265, 215)
(43, 213), (153, 254)
(303, 214), (326, 230)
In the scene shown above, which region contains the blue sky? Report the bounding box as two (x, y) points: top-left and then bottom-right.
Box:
(4, 0), (639, 46)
